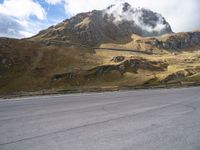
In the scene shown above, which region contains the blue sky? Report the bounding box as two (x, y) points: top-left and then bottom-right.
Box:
(36, 0), (67, 23)
(0, 0), (200, 38)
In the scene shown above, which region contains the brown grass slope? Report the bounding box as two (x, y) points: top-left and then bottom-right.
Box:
(1, 31), (200, 95)
(0, 38), (100, 94)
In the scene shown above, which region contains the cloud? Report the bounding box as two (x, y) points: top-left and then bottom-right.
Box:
(0, 0), (47, 38)
(0, 14), (23, 38)
(45, 0), (63, 5)
(0, 13), (50, 38)
(64, 0), (116, 16)
(0, 0), (46, 20)
(45, 0), (116, 15)
(128, 0), (200, 32)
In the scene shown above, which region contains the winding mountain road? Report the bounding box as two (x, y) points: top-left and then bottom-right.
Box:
(0, 87), (200, 150)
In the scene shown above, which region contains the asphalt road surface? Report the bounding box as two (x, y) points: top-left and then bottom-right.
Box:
(0, 87), (200, 150)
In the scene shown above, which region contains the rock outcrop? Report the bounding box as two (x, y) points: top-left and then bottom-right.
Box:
(52, 58), (168, 84)
(111, 56), (125, 63)
(162, 66), (200, 83)
(141, 31), (200, 51)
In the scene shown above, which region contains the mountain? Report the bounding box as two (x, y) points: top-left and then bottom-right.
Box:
(32, 2), (172, 46)
(0, 3), (200, 96)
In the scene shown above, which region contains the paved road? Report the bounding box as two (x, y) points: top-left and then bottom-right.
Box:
(0, 87), (200, 150)
(48, 40), (153, 55)
(94, 47), (153, 54)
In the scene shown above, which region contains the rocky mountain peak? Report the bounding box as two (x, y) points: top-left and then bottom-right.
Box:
(122, 2), (131, 12)
(107, 2), (131, 12)
(32, 2), (172, 46)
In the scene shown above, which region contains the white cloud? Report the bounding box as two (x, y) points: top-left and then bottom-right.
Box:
(0, 13), (50, 38)
(0, 0), (47, 38)
(45, 0), (63, 5)
(19, 31), (35, 37)
(128, 0), (200, 32)
(0, 14), (22, 38)
(64, 0), (116, 16)
(0, 0), (46, 20)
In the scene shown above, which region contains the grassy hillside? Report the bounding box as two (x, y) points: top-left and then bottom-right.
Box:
(0, 31), (200, 96)
(0, 38), (100, 94)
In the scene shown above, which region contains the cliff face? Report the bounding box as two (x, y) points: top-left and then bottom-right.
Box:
(157, 32), (200, 50)
(138, 31), (200, 51)
(32, 3), (172, 46)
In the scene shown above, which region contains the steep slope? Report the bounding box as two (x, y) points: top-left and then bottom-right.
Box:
(32, 2), (172, 46)
(0, 38), (99, 94)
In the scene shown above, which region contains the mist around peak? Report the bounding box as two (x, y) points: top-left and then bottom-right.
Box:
(104, 2), (172, 34)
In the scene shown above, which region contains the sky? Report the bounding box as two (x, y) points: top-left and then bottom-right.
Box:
(0, 0), (200, 38)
